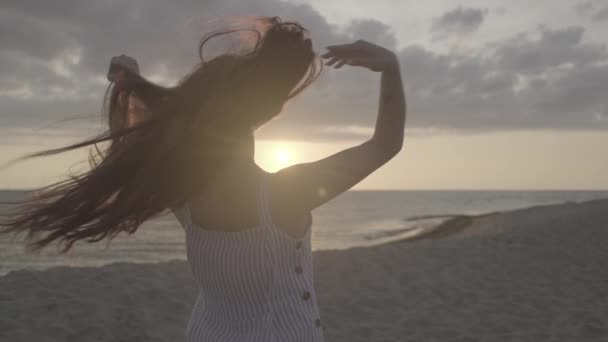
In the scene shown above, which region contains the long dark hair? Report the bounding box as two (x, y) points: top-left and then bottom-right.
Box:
(0, 16), (321, 253)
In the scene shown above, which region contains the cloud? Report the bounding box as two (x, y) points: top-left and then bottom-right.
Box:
(279, 24), (608, 138)
(399, 25), (608, 132)
(343, 19), (397, 50)
(495, 7), (508, 16)
(592, 7), (608, 21)
(493, 26), (605, 73)
(574, 1), (608, 21)
(0, 0), (343, 131)
(430, 6), (488, 41)
(575, 1), (595, 14)
(1, 1), (608, 144)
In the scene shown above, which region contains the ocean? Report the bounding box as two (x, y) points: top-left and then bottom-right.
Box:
(1, 189), (608, 276)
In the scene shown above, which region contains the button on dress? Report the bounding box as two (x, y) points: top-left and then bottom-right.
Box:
(173, 168), (324, 342)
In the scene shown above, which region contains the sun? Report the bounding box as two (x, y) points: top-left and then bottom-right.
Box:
(274, 147), (293, 169)
(259, 141), (300, 171)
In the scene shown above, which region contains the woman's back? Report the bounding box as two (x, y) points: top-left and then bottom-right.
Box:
(187, 161), (309, 238)
(174, 166), (324, 342)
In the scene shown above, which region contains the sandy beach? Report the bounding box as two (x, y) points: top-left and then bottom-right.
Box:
(1, 199), (607, 341)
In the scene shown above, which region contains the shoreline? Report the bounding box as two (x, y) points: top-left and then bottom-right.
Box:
(383, 197), (608, 246)
(2, 197), (607, 277)
(325, 197), (608, 251)
(2, 198), (608, 340)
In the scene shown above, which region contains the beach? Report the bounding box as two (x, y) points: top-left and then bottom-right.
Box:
(1, 199), (607, 341)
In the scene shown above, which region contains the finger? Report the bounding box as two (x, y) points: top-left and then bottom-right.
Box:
(326, 43), (363, 53)
(324, 50), (354, 60)
(320, 51), (334, 59)
(346, 58), (370, 67)
(325, 56), (342, 66)
(325, 44), (355, 53)
(326, 57), (342, 66)
(334, 59), (348, 69)
(325, 44), (349, 50)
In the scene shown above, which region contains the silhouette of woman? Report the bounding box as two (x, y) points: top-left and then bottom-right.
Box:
(1, 16), (405, 341)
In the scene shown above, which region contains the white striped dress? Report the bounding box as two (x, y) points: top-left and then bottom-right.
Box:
(173, 168), (325, 342)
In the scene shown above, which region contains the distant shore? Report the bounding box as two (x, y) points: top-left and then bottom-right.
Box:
(1, 199), (608, 341)
(393, 198), (608, 243)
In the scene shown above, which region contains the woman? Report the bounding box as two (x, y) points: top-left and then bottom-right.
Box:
(1, 16), (405, 341)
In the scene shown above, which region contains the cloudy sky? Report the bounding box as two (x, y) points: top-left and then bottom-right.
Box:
(1, 0), (608, 190)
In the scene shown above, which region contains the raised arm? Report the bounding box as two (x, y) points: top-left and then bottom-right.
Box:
(107, 55), (149, 127)
(267, 40), (406, 218)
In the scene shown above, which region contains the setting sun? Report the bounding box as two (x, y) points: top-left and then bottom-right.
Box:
(274, 148), (293, 169)
(257, 141), (318, 173)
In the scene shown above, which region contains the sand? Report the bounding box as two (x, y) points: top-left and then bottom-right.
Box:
(1, 199), (608, 341)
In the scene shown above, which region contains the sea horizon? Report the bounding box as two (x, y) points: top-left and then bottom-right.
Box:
(2, 189), (608, 277)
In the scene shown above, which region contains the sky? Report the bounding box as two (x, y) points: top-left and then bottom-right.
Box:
(1, 0), (608, 190)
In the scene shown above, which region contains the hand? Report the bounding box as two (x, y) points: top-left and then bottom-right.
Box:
(321, 40), (398, 72)
(108, 68), (127, 83)
(107, 54), (139, 82)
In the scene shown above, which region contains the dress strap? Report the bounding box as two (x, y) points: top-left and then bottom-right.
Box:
(172, 205), (192, 231)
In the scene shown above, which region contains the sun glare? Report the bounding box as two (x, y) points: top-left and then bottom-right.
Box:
(258, 141), (304, 172)
(274, 147), (293, 169)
